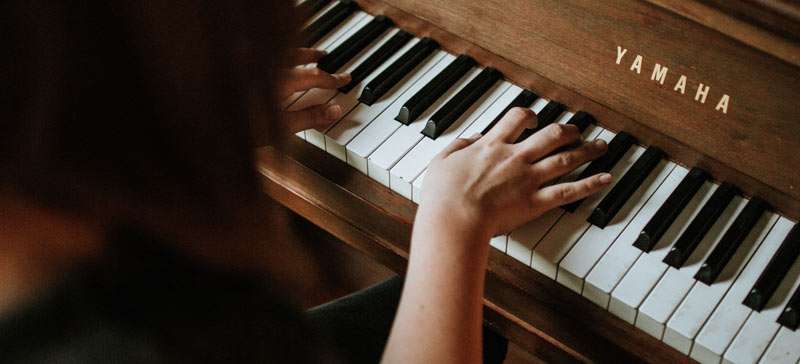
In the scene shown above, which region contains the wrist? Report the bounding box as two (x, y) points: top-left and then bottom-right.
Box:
(414, 202), (493, 245)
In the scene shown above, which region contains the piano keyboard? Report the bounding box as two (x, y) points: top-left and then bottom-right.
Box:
(290, 2), (800, 363)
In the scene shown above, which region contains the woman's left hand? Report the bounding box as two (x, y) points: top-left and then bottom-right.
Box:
(276, 48), (351, 134)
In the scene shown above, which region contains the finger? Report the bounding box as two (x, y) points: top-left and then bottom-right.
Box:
(291, 48), (327, 65)
(516, 123), (581, 162)
(282, 102), (344, 133)
(531, 139), (607, 183)
(283, 67), (351, 95)
(484, 107), (536, 144)
(436, 133), (482, 158)
(533, 173), (612, 211)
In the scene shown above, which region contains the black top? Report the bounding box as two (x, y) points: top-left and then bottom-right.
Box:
(0, 227), (328, 364)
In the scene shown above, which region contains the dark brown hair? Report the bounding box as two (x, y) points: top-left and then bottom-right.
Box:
(1, 0), (298, 239)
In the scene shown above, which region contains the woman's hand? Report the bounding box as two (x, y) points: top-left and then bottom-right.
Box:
(277, 48), (351, 134)
(385, 109), (611, 364)
(417, 107), (611, 242)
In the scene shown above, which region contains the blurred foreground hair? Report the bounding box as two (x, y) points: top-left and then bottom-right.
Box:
(1, 0), (298, 245)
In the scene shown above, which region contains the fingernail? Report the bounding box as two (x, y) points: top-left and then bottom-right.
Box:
(325, 104), (342, 120)
(335, 73), (351, 82)
(598, 173), (612, 184)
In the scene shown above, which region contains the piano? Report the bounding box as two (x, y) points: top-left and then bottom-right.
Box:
(260, 0), (800, 362)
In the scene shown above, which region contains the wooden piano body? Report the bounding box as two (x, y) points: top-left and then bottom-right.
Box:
(260, 1), (800, 362)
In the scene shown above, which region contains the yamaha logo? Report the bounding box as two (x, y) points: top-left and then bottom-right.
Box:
(616, 46), (731, 114)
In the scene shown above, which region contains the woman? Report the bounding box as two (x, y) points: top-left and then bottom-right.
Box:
(0, 1), (610, 363)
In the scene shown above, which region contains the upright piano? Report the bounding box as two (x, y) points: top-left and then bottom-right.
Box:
(259, 1), (800, 362)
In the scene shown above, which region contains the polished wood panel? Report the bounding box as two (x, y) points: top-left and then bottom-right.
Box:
(355, 0), (800, 220)
(258, 139), (694, 363)
(645, 0), (800, 66)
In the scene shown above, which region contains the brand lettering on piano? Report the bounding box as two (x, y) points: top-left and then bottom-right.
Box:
(615, 46), (731, 114)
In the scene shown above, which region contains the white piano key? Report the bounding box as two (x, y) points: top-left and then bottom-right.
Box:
(507, 211), (556, 265)
(636, 196), (749, 339)
(411, 169), (426, 203)
(302, 0), (339, 28)
(609, 181), (718, 324)
(491, 234), (509, 253)
(531, 130), (640, 279)
(506, 124), (605, 269)
(324, 36), (422, 161)
(313, 11), (369, 51)
(308, 27), (402, 150)
(583, 166), (690, 308)
(460, 85), (523, 137)
(760, 326), (800, 364)
(387, 81), (513, 197)
(530, 98), (550, 115)
(663, 212), (778, 354)
(283, 11), (369, 112)
(345, 52), (454, 175)
(724, 253), (800, 364)
(291, 15), (378, 149)
(691, 217), (795, 364)
(367, 66), (483, 186)
(286, 12), (372, 113)
(556, 159), (676, 294)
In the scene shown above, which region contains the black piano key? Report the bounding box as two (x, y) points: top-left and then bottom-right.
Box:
(695, 198), (769, 285)
(562, 132), (637, 212)
(743, 223), (800, 311)
(566, 111), (596, 133)
(587, 146), (665, 229)
(777, 284), (800, 330)
(317, 16), (393, 74)
(634, 168), (709, 252)
(338, 30), (412, 94)
(514, 101), (567, 143)
(479, 90), (538, 135)
(395, 54), (475, 124)
(662, 183), (739, 268)
(358, 38), (439, 106)
(421, 68), (502, 139)
(297, 0), (332, 21)
(303, 0), (358, 47)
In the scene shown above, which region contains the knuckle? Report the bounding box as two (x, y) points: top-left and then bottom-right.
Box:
(557, 186), (574, 201)
(581, 179), (597, 193)
(557, 153), (574, 168)
(309, 67), (324, 78)
(545, 124), (566, 139)
(590, 174), (606, 188)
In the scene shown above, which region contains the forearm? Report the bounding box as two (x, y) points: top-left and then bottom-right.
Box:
(382, 208), (491, 364)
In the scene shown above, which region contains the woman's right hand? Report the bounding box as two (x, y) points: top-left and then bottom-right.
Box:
(417, 107), (612, 243)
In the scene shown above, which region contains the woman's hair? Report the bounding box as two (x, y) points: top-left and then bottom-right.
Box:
(1, 0), (298, 236)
